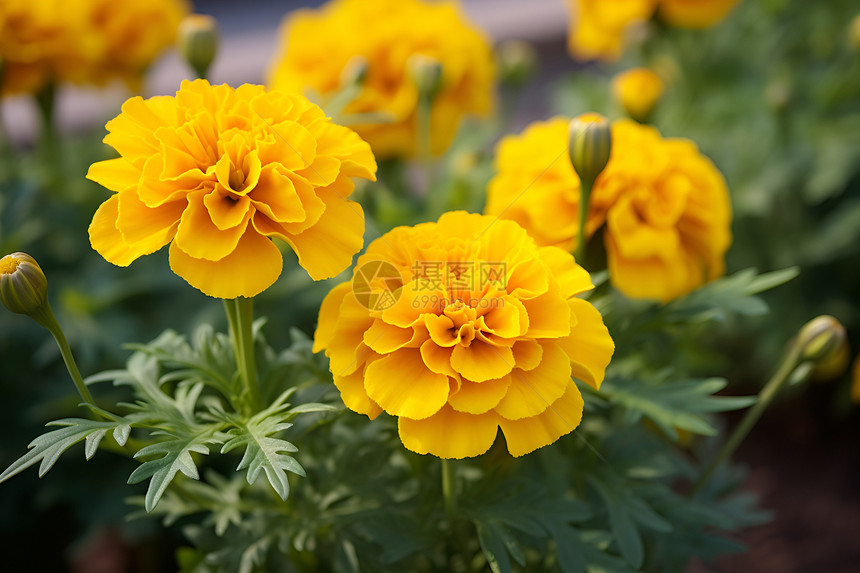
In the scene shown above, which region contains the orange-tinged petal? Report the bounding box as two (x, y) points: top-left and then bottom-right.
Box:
(313, 281), (352, 353)
(381, 281), (447, 328)
(364, 349), (450, 419)
(482, 296), (527, 338)
(174, 191), (252, 261)
(204, 188), (252, 230)
(511, 339), (542, 371)
(168, 230), (283, 298)
(498, 382), (584, 457)
(419, 340), (458, 378)
(364, 319), (421, 354)
(448, 375), (511, 414)
(398, 405), (499, 459)
(86, 158), (141, 192)
(494, 341), (571, 420)
(558, 298), (615, 390)
(450, 340), (514, 382)
(334, 367), (382, 420)
(425, 313), (458, 347)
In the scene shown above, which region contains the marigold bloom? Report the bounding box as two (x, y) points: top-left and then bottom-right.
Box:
(313, 211), (614, 458)
(657, 0), (741, 29)
(485, 118), (731, 302)
(87, 79), (377, 299)
(0, 0), (187, 95)
(612, 68), (665, 122)
(268, 0), (495, 158)
(565, 0), (657, 62)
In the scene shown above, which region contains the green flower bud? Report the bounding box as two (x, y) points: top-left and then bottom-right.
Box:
(796, 315), (847, 364)
(1, 252), (48, 317)
(340, 56), (369, 88)
(178, 14), (220, 80)
(409, 54), (443, 102)
(497, 40), (537, 88)
(568, 113), (612, 187)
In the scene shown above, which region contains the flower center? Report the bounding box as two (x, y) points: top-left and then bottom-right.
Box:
(0, 256), (21, 275)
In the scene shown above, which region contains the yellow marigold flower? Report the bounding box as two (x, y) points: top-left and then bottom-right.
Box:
(485, 118), (731, 302)
(565, 0), (658, 62)
(87, 79), (377, 299)
(313, 211), (615, 459)
(0, 0), (187, 95)
(612, 67), (665, 122)
(267, 0), (495, 158)
(657, 0), (741, 29)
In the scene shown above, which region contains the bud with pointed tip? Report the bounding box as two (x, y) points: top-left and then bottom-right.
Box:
(796, 315), (847, 364)
(178, 14), (220, 80)
(497, 40), (537, 88)
(1, 252), (48, 318)
(409, 54), (443, 102)
(568, 113), (612, 188)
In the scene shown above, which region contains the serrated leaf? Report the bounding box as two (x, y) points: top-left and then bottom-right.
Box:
(219, 389), (305, 500)
(476, 520), (512, 573)
(288, 403), (339, 415)
(0, 417), (131, 483)
(129, 435), (215, 512)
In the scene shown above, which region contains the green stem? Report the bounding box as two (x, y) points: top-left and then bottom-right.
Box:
(31, 302), (96, 406)
(416, 94), (435, 195)
(441, 458), (457, 518)
(690, 344), (804, 495)
(226, 297), (261, 412)
(575, 178), (593, 265)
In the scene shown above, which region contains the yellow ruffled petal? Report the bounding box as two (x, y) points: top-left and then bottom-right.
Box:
(398, 405), (500, 459)
(86, 158), (141, 192)
(419, 340), (458, 378)
(281, 189), (364, 281)
(116, 189), (183, 247)
(89, 196), (146, 267)
(448, 375), (512, 415)
(498, 382), (584, 457)
(334, 368), (383, 420)
(494, 341), (571, 420)
(364, 349), (450, 420)
(538, 246), (594, 298)
(511, 339), (543, 371)
(174, 191), (252, 261)
(168, 230), (283, 299)
(522, 288), (572, 338)
(313, 282), (352, 353)
(363, 319), (422, 354)
(450, 340), (515, 382)
(558, 298), (615, 390)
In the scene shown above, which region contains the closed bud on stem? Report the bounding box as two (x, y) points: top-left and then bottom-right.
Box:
(497, 40), (537, 88)
(1, 252), (49, 320)
(850, 14), (860, 53)
(796, 315), (847, 365)
(178, 14), (220, 80)
(568, 113), (612, 188)
(409, 54), (443, 103)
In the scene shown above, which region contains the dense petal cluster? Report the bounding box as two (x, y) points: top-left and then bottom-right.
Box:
(0, 0), (188, 95)
(485, 118), (731, 302)
(313, 212), (614, 458)
(565, 0), (741, 61)
(267, 0), (495, 158)
(87, 79), (377, 299)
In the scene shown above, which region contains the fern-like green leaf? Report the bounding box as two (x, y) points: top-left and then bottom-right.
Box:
(219, 389), (305, 500)
(129, 433), (219, 512)
(0, 418), (131, 483)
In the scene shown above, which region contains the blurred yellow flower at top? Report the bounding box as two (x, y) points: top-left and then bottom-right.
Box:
(485, 118), (731, 303)
(0, 0), (188, 96)
(87, 79), (377, 299)
(313, 211), (614, 458)
(565, 0), (658, 61)
(657, 0), (742, 29)
(612, 67), (665, 122)
(268, 0), (495, 158)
